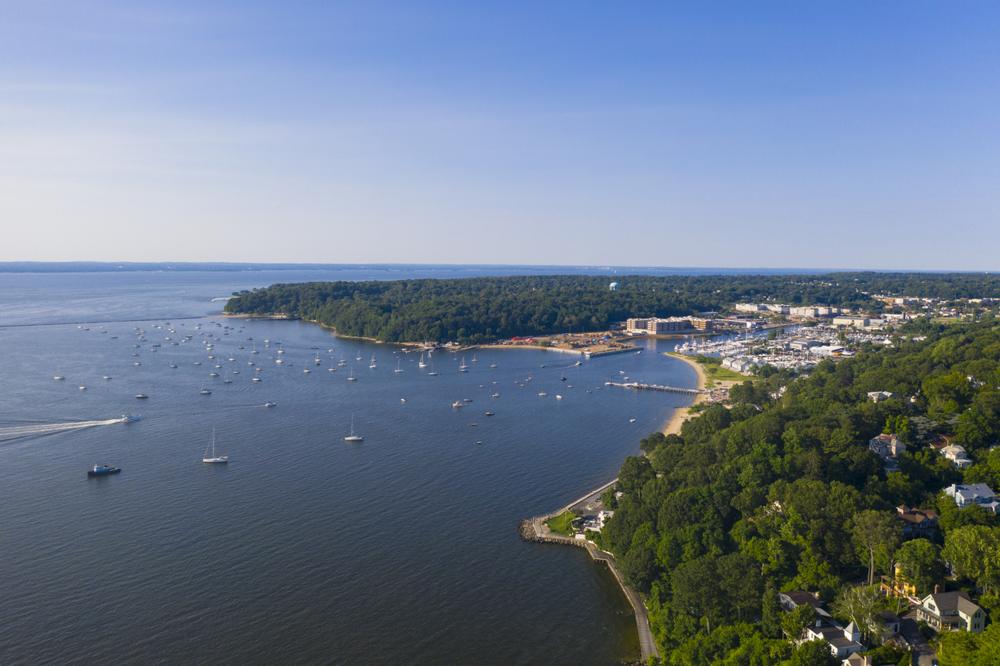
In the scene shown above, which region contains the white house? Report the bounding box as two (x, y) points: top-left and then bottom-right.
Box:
(866, 391), (894, 403)
(943, 483), (999, 514)
(802, 620), (863, 660)
(939, 444), (974, 469)
(915, 590), (985, 633)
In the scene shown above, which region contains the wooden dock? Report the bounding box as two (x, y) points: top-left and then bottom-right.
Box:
(604, 380), (703, 395)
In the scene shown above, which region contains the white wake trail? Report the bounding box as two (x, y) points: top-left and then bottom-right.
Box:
(0, 418), (128, 443)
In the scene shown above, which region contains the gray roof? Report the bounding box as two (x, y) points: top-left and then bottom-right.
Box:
(925, 590), (981, 616)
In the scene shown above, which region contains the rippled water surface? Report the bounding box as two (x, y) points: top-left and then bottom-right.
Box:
(0, 270), (696, 665)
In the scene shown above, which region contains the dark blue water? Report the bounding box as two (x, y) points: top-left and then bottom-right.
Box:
(0, 271), (697, 665)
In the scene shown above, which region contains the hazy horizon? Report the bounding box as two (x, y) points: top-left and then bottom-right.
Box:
(3, 2), (999, 269)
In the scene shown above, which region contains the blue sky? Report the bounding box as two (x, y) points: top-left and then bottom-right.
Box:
(2, 2), (998, 269)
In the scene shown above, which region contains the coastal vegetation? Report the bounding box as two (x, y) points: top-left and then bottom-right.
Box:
(669, 353), (748, 388)
(545, 511), (577, 537)
(602, 317), (1000, 663)
(224, 273), (1000, 344)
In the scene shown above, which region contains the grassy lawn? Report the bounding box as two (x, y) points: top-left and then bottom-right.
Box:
(545, 511), (577, 536)
(668, 352), (749, 388)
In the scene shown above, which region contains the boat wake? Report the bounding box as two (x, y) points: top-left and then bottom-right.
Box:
(0, 417), (131, 443)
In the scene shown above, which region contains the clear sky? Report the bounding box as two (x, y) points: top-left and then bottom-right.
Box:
(2, 2), (998, 269)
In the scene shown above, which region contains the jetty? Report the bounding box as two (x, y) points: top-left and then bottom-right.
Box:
(519, 479), (660, 664)
(604, 380), (704, 395)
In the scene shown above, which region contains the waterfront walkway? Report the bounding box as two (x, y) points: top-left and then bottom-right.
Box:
(520, 480), (660, 664)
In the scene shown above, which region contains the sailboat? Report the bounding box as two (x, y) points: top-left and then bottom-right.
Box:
(369, 354), (377, 369)
(418, 353), (427, 368)
(344, 415), (364, 442)
(394, 358), (404, 374)
(347, 366), (357, 381)
(202, 428), (228, 464)
(427, 359), (439, 376)
(459, 356), (469, 372)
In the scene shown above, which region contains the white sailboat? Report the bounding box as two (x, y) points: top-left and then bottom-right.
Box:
(344, 414), (364, 442)
(418, 353), (427, 368)
(394, 358), (404, 374)
(459, 356), (469, 372)
(347, 365), (357, 381)
(369, 354), (377, 369)
(202, 428), (228, 464)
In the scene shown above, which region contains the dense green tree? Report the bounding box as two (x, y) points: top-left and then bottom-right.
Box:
(894, 539), (944, 595)
(784, 639), (837, 666)
(850, 510), (902, 585)
(941, 525), (1000, 594)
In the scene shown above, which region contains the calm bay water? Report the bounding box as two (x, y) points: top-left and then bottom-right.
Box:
(0, 270), (697, 665)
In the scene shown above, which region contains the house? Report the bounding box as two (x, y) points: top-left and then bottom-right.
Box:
(876, 610), (902, 638)
(779, 590), (827, 614)
(895, 505), (938, 539)
(802, 619), (864, 660)
(939, 444), (974, 469)
(867, 391), (894, 403)
(914, 590), (986, 633)
(943, 483), (999, 514)
(869, 434), (906, 470)
(843, 654), (873, 666)
(880, 562), (919, 600)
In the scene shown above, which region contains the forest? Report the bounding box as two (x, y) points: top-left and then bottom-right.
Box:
(224, 273), (1000, 344)
(601, 317), (1000, 664)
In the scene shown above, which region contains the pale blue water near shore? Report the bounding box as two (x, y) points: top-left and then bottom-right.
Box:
(0, 269), (698, 665)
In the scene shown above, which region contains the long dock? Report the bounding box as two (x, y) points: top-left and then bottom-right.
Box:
(604, 380), (704, 395)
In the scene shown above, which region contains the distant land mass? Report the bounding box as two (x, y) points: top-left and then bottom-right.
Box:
(0, 261), (948, 275)
(223, 273), (1000, 344)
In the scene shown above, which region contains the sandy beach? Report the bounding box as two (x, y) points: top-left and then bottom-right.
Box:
(660, 353), (708, 435)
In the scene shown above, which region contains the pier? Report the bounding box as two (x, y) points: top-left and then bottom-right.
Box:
(604, 380), (704, 395)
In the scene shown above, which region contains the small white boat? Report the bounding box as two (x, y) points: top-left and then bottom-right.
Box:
(78, 385), (87, 391)
(452, 400), (464, 409)
(303, 368), (311, 374)
(394, 358), (404, 374)
(53, 375), (65, 380)
(202, 428), (228, 464)
(135, 393), (149, 399)
(347, 367), (357, 382)
(489, 363), (497, 369)
(369, 354), (377, 369)
(400, 398), (407, 404)
(200, 388), (212, 395)
(629, 417), (637, 423)
(344, 415), (364, 442)
(251, 377), (262, 383)
(103, 376), (112, 380)
(538, 392), (547, 397)
(459, 356), (469, 372)
(555, 394), (563, 400)
(209, 372), (219, 377)
(418, 353), (427, 368)
(264, 401), (277, 408)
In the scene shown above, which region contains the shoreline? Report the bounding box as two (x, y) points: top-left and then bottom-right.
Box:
(660, 353), (708, 435)
(519, 349), (709, 664)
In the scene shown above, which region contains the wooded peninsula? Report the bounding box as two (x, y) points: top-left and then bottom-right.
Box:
(224, 273), (1000, 344)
